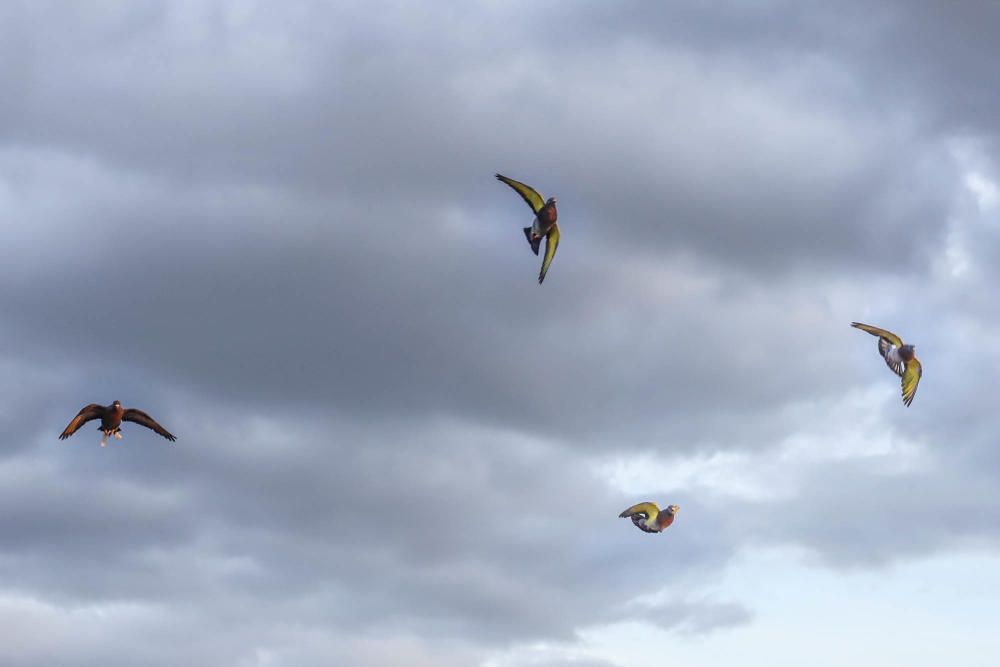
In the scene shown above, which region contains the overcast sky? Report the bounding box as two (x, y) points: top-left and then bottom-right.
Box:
(2, 1), (1000, 665)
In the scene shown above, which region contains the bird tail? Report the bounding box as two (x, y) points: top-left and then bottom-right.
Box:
(524, 227), (541, 256)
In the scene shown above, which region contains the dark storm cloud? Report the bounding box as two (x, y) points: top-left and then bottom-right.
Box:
(3, 1), (1000, 665)
(0, 1), (965, 272)
(0, 150), (882, 449)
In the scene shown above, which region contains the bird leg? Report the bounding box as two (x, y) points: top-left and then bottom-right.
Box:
(114, 431), (123, 440)
(100, 433), (108, 447)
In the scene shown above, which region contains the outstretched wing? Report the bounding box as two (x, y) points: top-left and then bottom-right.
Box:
(901, 358), (922, 407)
(59, 404), (104, 439)
(122, 408), (176, 441)
(851, 322), (904, 348)
(619, 501), (659, 520)
(496, 173), (545, 214)
(538, 223), (560, 284)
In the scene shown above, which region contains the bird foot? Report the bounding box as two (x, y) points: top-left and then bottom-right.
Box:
(114, 432), (122, 440)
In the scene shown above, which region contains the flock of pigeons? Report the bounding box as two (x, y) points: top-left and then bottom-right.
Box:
(55, 174), (924, 539)
(492, 174), (923, 535)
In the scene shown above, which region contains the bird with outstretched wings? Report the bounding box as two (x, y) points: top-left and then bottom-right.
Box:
(495, 173), (561, 284)
(59, 400), (176, 446)
(851, 322), (922, 406)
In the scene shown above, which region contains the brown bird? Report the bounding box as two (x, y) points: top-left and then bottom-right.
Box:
(619, 502), (679, 534)
(851, 322), (923, 407)
(59, 400), (176, 446)
(495, 173), (560, 284)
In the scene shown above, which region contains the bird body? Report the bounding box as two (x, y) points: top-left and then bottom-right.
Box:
(851, 322), (922, 406)
(884, 344), (905, 374)
(619, 502), (679, 534)
(99, 401), (125, 436)
(495, 173), (561, 284)
(59, 400), (176, 446)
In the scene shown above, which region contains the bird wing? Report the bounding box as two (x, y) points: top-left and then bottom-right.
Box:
(59, 404), (104, 439)
(538, 223), (560, 284)
(122, 408), (176, 441)
(851, 322), (904, 348)
(496, 173), (545, 214)
(878, 338), (904, 376)
(901, 358), (922, 407)
(619, 501), (659, 520)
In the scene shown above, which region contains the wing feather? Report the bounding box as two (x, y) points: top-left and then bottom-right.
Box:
(851, 322), (904, 348)
(538, 223), (560, 284)
(59, 404), (104, 440)
(619, 501), (660, 520)
(901, 358), (922, 407)
(879, 338), (904, 376)
(122, 408), (176, 441)
(496, 174), (545, 214)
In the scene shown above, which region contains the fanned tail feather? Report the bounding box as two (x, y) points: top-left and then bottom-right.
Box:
(524, 227), (541, 255)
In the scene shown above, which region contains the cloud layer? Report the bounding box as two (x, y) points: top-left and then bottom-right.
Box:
(2, 1), (1000, 664)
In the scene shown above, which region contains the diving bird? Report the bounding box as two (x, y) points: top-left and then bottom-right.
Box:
(495, 173), (560, 284)
(851, 322), (922, 407)
(59, 400), (176, 446)
(619, 502), (679, 534)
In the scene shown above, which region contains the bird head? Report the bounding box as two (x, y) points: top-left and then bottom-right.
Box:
(112, 400), (122, 409)
(667, 505), (680, 514)
(546, 196), (557, 206)
(900, 344), (915, 359)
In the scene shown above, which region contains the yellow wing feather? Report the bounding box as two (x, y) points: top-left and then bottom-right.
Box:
(619, 501), (660, 520)
(901, 358), (922, 407)
(538, 223), (560, 284)
(851, 322), (905, 348)
(495, 173), (545, 214)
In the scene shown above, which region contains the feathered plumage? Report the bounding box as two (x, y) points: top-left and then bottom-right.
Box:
(496, 173), (561, 284)
(59, 400), (176, 446)
(851, 322), (922, 406)
(619, 502), (679, 534)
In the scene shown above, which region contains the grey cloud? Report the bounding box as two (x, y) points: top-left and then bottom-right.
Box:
(0, 1), (962, 275)
(637, 599), (754, 636)
(526, 660), (622, 667)
(1, 151), (886, 452)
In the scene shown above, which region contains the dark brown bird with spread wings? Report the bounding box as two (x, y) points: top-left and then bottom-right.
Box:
(59, 400), (176, 446)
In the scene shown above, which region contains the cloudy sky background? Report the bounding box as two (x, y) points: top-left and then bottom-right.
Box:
(2, 1), (1000, 665)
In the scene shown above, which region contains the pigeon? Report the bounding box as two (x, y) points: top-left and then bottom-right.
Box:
(59, 400), (176, 446)
(495, 173), (560, 284)
(619, 502), (679, 534)
(851, 322), (922, 406)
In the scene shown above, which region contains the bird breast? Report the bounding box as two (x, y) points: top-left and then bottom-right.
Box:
(538, 203), (557, 226)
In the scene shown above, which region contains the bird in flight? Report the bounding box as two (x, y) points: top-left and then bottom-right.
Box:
(59, 400), (176, 446)
(851, 322), (922, 406)
(495, 173), (560, 284)
(619, 502), (679, 534)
